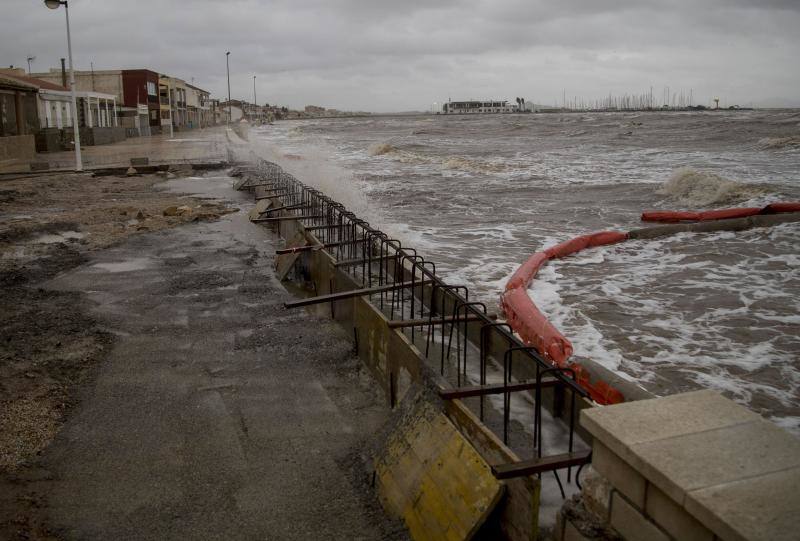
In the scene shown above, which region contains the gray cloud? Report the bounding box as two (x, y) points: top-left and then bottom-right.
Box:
(2, 0), (798, 111)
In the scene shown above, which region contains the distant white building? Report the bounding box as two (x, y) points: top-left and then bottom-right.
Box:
(442, 100), (518, 114)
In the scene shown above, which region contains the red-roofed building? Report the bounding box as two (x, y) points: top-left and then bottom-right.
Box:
(0, 68), (123, 151)
(0, 72), (38, 164)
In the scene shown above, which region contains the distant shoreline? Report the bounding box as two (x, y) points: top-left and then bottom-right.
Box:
(274, 107), (800, 120)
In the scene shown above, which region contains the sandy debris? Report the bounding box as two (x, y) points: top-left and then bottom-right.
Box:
(0, 170), (235, 473)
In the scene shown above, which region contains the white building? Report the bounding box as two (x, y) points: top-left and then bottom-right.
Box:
(0, 69), (116, 129)
(442, 100), (518, 114)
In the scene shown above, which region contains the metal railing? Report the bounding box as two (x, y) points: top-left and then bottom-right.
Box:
(241, 158), (593, 486)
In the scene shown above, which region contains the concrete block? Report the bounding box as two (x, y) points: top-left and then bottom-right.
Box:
(610, 492), (669, 541)
(564, 520), (591, 541)
(685, 466), (800, 541)
(632, 418), (800, 504)
(581, 391), (758, 466)
(580, 466), (612, 521)
(583, 391), (800, 541)
(130, 157), (149, 166)
(29, 161), (50, 171)
(253, 184), (278, 199)
(645, 483), (713, 541)
(0, 134), (35, 161)
(34, 128), (63, 152)
(375, 399), (504, 540)
(591, 441), (645, 509)
(274, 231), (308, 281)
(248, 198), (271, 221)
(233, 176), (251, 190)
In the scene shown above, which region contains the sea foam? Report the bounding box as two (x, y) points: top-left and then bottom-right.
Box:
(658, 167), (768, 206)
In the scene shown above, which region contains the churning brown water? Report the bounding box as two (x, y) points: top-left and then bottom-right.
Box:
(250, 110), (800, 434)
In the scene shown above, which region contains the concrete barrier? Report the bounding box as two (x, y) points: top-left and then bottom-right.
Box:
(242, 161), (800, 541)
(375, 391), (504, 539)
(34, 128), (64, 152)
(253, 189), (546, 540)
(554, 391), (800, 541)
(0, 134), (36, 162)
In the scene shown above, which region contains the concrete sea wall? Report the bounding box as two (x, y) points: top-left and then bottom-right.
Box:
(235, 159), (800, 540)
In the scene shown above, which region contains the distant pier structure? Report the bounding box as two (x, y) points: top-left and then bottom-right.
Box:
(441, 98), (531, 114)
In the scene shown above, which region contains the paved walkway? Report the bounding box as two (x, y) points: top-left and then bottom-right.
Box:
(46, 127), (230, 169)
(33, 176), (404, 540)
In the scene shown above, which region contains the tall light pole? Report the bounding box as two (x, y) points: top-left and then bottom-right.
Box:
(253, 75), (257, 123)
(45, 0), (81, 171)
(166, 79), (173, 138)
(225, 51), (231, 124)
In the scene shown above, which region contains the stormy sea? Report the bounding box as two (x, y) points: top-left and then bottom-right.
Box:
(251, 110), (800, 435)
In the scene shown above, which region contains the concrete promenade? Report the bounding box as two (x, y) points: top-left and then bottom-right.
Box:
(1, 133), (406, 539)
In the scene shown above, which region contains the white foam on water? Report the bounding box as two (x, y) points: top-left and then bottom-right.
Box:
(658, 167), (770, 206)
(32, 231), (84, 244)
(758, 135), (800, 150)
(248, 114), (800, 435)
(245, 128), (378, 227)
(530, 223), (800, 432)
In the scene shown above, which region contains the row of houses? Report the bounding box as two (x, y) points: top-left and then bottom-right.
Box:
(0, 66), (227, 158)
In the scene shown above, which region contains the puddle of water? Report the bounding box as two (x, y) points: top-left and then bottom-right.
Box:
(157, 174), (242, 202)
(33, 231), (85, 244)
(92, 257), (154, 273)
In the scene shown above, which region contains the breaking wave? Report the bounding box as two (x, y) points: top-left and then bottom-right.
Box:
(441, 156), (509, 173)
(758, 135), (800, 150)
(368, 142), (397, 156)
(369, 142), (508, 173)
(658, 167), (767, 206)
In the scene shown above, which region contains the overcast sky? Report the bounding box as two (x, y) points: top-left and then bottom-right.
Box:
(2, 0), (799, 111)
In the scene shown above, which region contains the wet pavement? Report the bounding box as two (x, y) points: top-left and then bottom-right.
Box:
(29, 175), (404, 540)
(1, 126), (230, 174)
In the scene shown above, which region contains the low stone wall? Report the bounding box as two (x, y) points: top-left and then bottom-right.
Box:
(88, 126), (127, 146)
(61, 126), (126, 147)
(0, 134), (36, 162)
(35, 128), (65, 152)
(555, 390), (800, 541)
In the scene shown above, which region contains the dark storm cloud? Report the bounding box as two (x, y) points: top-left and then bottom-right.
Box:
(2, 0), (798, 111)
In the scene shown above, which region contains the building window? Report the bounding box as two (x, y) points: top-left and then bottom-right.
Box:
(147, 82), (156, 96)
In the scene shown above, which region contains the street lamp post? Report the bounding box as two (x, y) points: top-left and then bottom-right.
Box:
(166, 80), (173, 138)
(225, 52), (231, 124)
(44, 0), (82, 171)
(253, 75), (257, 123)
